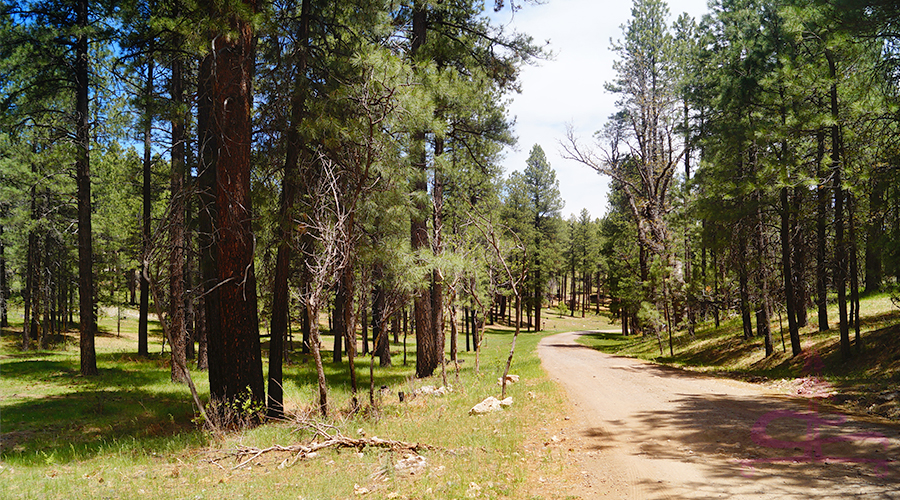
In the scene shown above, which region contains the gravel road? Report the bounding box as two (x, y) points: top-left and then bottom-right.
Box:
(537, 331), (900, 499)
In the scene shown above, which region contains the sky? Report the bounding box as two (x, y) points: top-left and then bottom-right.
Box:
(492, 0), (711, 220)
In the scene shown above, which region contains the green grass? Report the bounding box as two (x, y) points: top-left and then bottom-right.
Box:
(576, 292), (900, 420)
(0, 306), (590, 499)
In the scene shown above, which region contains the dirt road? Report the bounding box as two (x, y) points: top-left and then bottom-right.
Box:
(537, 331), (900, 499)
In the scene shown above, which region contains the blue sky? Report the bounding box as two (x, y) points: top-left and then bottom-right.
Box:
(493, 0), (711, 220)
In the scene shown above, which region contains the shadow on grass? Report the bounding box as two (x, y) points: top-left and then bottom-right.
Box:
(1, 387), (203, 466)
(578, 330), (651, 353)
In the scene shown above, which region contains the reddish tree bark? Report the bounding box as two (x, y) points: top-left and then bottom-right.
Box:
(199, 0), (264, 409)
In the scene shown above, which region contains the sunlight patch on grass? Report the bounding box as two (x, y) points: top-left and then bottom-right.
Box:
(0, 306), (592, 499)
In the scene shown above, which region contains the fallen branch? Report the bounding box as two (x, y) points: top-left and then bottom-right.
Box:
(215, 435), (431, 470)
(207, 418), (432, 470)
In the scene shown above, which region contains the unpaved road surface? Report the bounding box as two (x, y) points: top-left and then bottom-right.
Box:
(538, 331), (900, 499)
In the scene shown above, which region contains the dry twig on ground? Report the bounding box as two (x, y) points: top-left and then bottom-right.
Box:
(207, 418), (432, 470)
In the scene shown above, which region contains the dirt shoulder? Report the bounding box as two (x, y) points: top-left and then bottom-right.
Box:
(537, 331), (900, 499)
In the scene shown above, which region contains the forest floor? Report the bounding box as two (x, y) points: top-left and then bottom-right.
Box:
(2, 296), (898, 499)
(0, 305), (610, 499)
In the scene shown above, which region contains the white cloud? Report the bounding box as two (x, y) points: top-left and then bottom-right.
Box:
(494, 0), (710, 220)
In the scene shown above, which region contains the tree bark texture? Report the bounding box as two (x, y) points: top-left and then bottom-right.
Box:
(780, 187), (801, 356)
(199, 0), (264, 408)
(410, 1), (437, 378)
(76, 0), (97, 376)
(138, 60), (153, 358)
(828, 51), (851, 361)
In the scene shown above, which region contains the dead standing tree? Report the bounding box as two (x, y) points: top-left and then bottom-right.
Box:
(298, 159), (353, 418)
(564, 116), (682, 340)
(469, 210), (527, 400)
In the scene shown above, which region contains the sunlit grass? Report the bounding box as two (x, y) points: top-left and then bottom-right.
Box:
(0, 305), (594, 499)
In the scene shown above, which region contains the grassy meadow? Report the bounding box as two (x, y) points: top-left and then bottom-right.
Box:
(0, 305), (610, 500)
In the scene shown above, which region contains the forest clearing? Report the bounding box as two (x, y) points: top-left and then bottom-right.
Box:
(3, 294), (899, 499)
(1, 306), (593, 499)
(2, 0), (900, 498)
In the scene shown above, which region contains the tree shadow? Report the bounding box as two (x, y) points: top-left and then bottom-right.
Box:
(1, 388), (204, 465)
(588, 392), (900, 498)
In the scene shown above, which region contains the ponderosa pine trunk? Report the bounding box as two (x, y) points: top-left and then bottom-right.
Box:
(737, 230), (753, 341)
(431, 139), (445, 369)
(267, 0), (309, 419)
(138, 60), (152, 358)
(780, 186), (801, 356)
(535, 268), (543, 329)
(76, 0), (97, 376)
(333, 272), (348, 363)
(792, 185), (809, 328)
(828, 50), (851, 361)
(815, 130), (829, 332)
(169, 50), (188, 383)
(22, 206), (37, 349)
(199, 0), (264, 410)
(410, 0), (437, 378)
(865, 169), (885, 293)
(849, 195), (861, 353)
(373, 262), (391, 367)
(0, 222), (7, 328)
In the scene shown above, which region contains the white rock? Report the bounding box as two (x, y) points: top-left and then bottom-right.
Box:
(497, 374), (520, 385)
(395, 454), (427, 475)
(499, 397), (513, 407)
(470, 396), (502, 415)
(415, 385), (451, 396)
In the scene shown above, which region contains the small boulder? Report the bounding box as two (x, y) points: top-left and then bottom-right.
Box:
(469, 396), (502, 415)
(497, 374), (520, 385)
(469, 396), (512, 414)
(415, 385), (452, 396)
